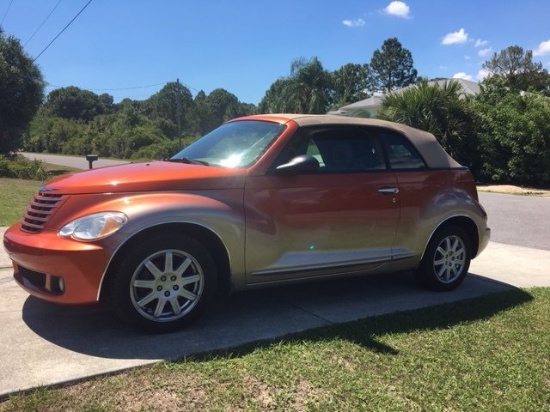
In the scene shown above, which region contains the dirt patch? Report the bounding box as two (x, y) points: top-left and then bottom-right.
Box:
(477, 185), (550, 197)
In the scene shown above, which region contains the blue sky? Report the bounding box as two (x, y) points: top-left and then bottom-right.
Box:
(2, 0), (550, 105)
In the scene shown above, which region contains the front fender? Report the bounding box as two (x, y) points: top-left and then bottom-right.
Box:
(55, 190), (246, 288)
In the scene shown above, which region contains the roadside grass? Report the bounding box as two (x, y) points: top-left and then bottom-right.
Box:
(477, 184), (550, 197)
(1, 288), (548, 411)
(0, 178), (41, 226)
(0, 164), (76, 226)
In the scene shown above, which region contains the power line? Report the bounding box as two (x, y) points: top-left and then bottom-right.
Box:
(46, 79), (202, 95)
(47, 82), (167, 91)
(33, 0), (93, 62)
(0, 0), (14, 26)
(24, 0), (63, 47)
(180, 81), (201, 93)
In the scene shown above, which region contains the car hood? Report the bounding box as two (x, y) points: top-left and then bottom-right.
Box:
(41, 161), (246, 195)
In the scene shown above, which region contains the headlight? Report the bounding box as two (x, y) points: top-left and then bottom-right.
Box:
(59, 212), (128, 241)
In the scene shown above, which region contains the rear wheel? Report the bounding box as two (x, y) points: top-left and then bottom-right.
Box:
(416, 226), (471, 291)
(111, 233), (217, 332)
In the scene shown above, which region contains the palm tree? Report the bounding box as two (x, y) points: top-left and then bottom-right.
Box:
(377, 80), (480, 170)
(258, 78), (301, 114)
(258, 57), (332, 114)
(288, 57), (333, 114)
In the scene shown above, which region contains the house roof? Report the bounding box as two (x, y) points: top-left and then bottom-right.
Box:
(330, 78), (480, 116)
(428, 78), (480, 95)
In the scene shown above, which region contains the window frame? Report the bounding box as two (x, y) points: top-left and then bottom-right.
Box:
(270, 125), (389, 174)
(374, 128), (428, 171)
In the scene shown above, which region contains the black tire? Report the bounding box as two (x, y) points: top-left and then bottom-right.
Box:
(111, 233), (217, 333)
(416, 226), (471, 291)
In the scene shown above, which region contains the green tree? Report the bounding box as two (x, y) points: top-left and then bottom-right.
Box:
(331, 63), (369, 108)
(378, 80), (480, 172)
(144, 81), (196, 138)
(205, 88), (241, 128)
(290, 57), (332, 113)
(117, 99), (146, 128)
(258, 78), (298, 113)
(98, 93), (115, 114)
(259, 57), (332, 114)
(239, 102), (257, 117)
(194, 91), (210, 134)
(482, 45), (549, 94)
(367, 38), (417, 93)
(195, 89), (255, 134)
(475, 76), (550, 184)
(43, 86), (111, 122)
(0, 27), (44, 153)
(27, 114), (86, 153)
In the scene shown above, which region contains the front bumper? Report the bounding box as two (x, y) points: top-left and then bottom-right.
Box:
(3, 224), (110, 304)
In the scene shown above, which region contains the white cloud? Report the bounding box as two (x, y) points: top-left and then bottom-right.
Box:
(452, 72), (473, 81)
(478, 47), (492, 57)
(383, 1), (410, 18)
(476, 69), (491, 80)
(342, 18), (366, 28)
(442, 28), (468, 45)
(533, 39), (550, 56)
(475, 39), (488, 48)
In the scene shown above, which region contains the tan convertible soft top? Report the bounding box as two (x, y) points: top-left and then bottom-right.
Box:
(248, 114), (462, 169)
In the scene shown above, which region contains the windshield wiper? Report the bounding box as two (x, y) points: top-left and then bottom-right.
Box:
(165, 157), (209, 166)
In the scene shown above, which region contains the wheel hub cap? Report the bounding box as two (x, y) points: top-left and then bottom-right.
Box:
(130, 249), (205, 322)
(433, 235), (466, 283)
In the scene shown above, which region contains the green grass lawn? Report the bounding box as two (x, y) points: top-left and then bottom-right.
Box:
(0, 178), (41, 226)
(1, 288), (548, 411)
(0, 164), (77, 226)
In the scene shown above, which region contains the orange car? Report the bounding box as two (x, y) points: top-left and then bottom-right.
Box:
(3, 114), (490, 332)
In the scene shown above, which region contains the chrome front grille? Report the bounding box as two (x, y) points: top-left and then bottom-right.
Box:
(21, 190), (66, 232)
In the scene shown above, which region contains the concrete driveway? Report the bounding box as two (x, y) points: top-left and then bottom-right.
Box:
(1, 193), (550, 397)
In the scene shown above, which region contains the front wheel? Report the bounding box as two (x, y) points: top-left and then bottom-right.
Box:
(111, 233), (217, 333)
(416, 226), (471, 291)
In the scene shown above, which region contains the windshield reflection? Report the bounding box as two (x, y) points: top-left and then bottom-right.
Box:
(171, 120), (285, 168)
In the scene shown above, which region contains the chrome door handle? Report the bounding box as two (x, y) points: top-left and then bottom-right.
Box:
(378, 187), (399, 194)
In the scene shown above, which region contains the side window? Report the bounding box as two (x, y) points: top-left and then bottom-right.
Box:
(382, 132), (427, 169)
(272, 126), (387, 173)
(311, 128), (386, 172)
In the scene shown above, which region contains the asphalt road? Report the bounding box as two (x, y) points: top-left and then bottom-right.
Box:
(479, 192), (550, 250)
(22, 152), (130, 170)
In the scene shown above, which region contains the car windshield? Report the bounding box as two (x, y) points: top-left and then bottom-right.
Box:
(170, 120), (285, 168)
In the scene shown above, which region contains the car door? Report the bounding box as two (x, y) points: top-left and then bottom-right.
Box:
(243, 125), (401, 284)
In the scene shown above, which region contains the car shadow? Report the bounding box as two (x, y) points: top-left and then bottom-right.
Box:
(21, 272), (531, 361)
(47, 169), (74, 177)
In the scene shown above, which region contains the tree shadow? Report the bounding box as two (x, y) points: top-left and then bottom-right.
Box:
(188, 287), (533, 360)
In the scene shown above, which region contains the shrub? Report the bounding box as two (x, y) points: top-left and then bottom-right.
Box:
(0, 154), (49, 180)
(475, 78), (550, 185)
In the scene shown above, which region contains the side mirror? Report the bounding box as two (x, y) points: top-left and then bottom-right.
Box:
(276, 154), (320, 173)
